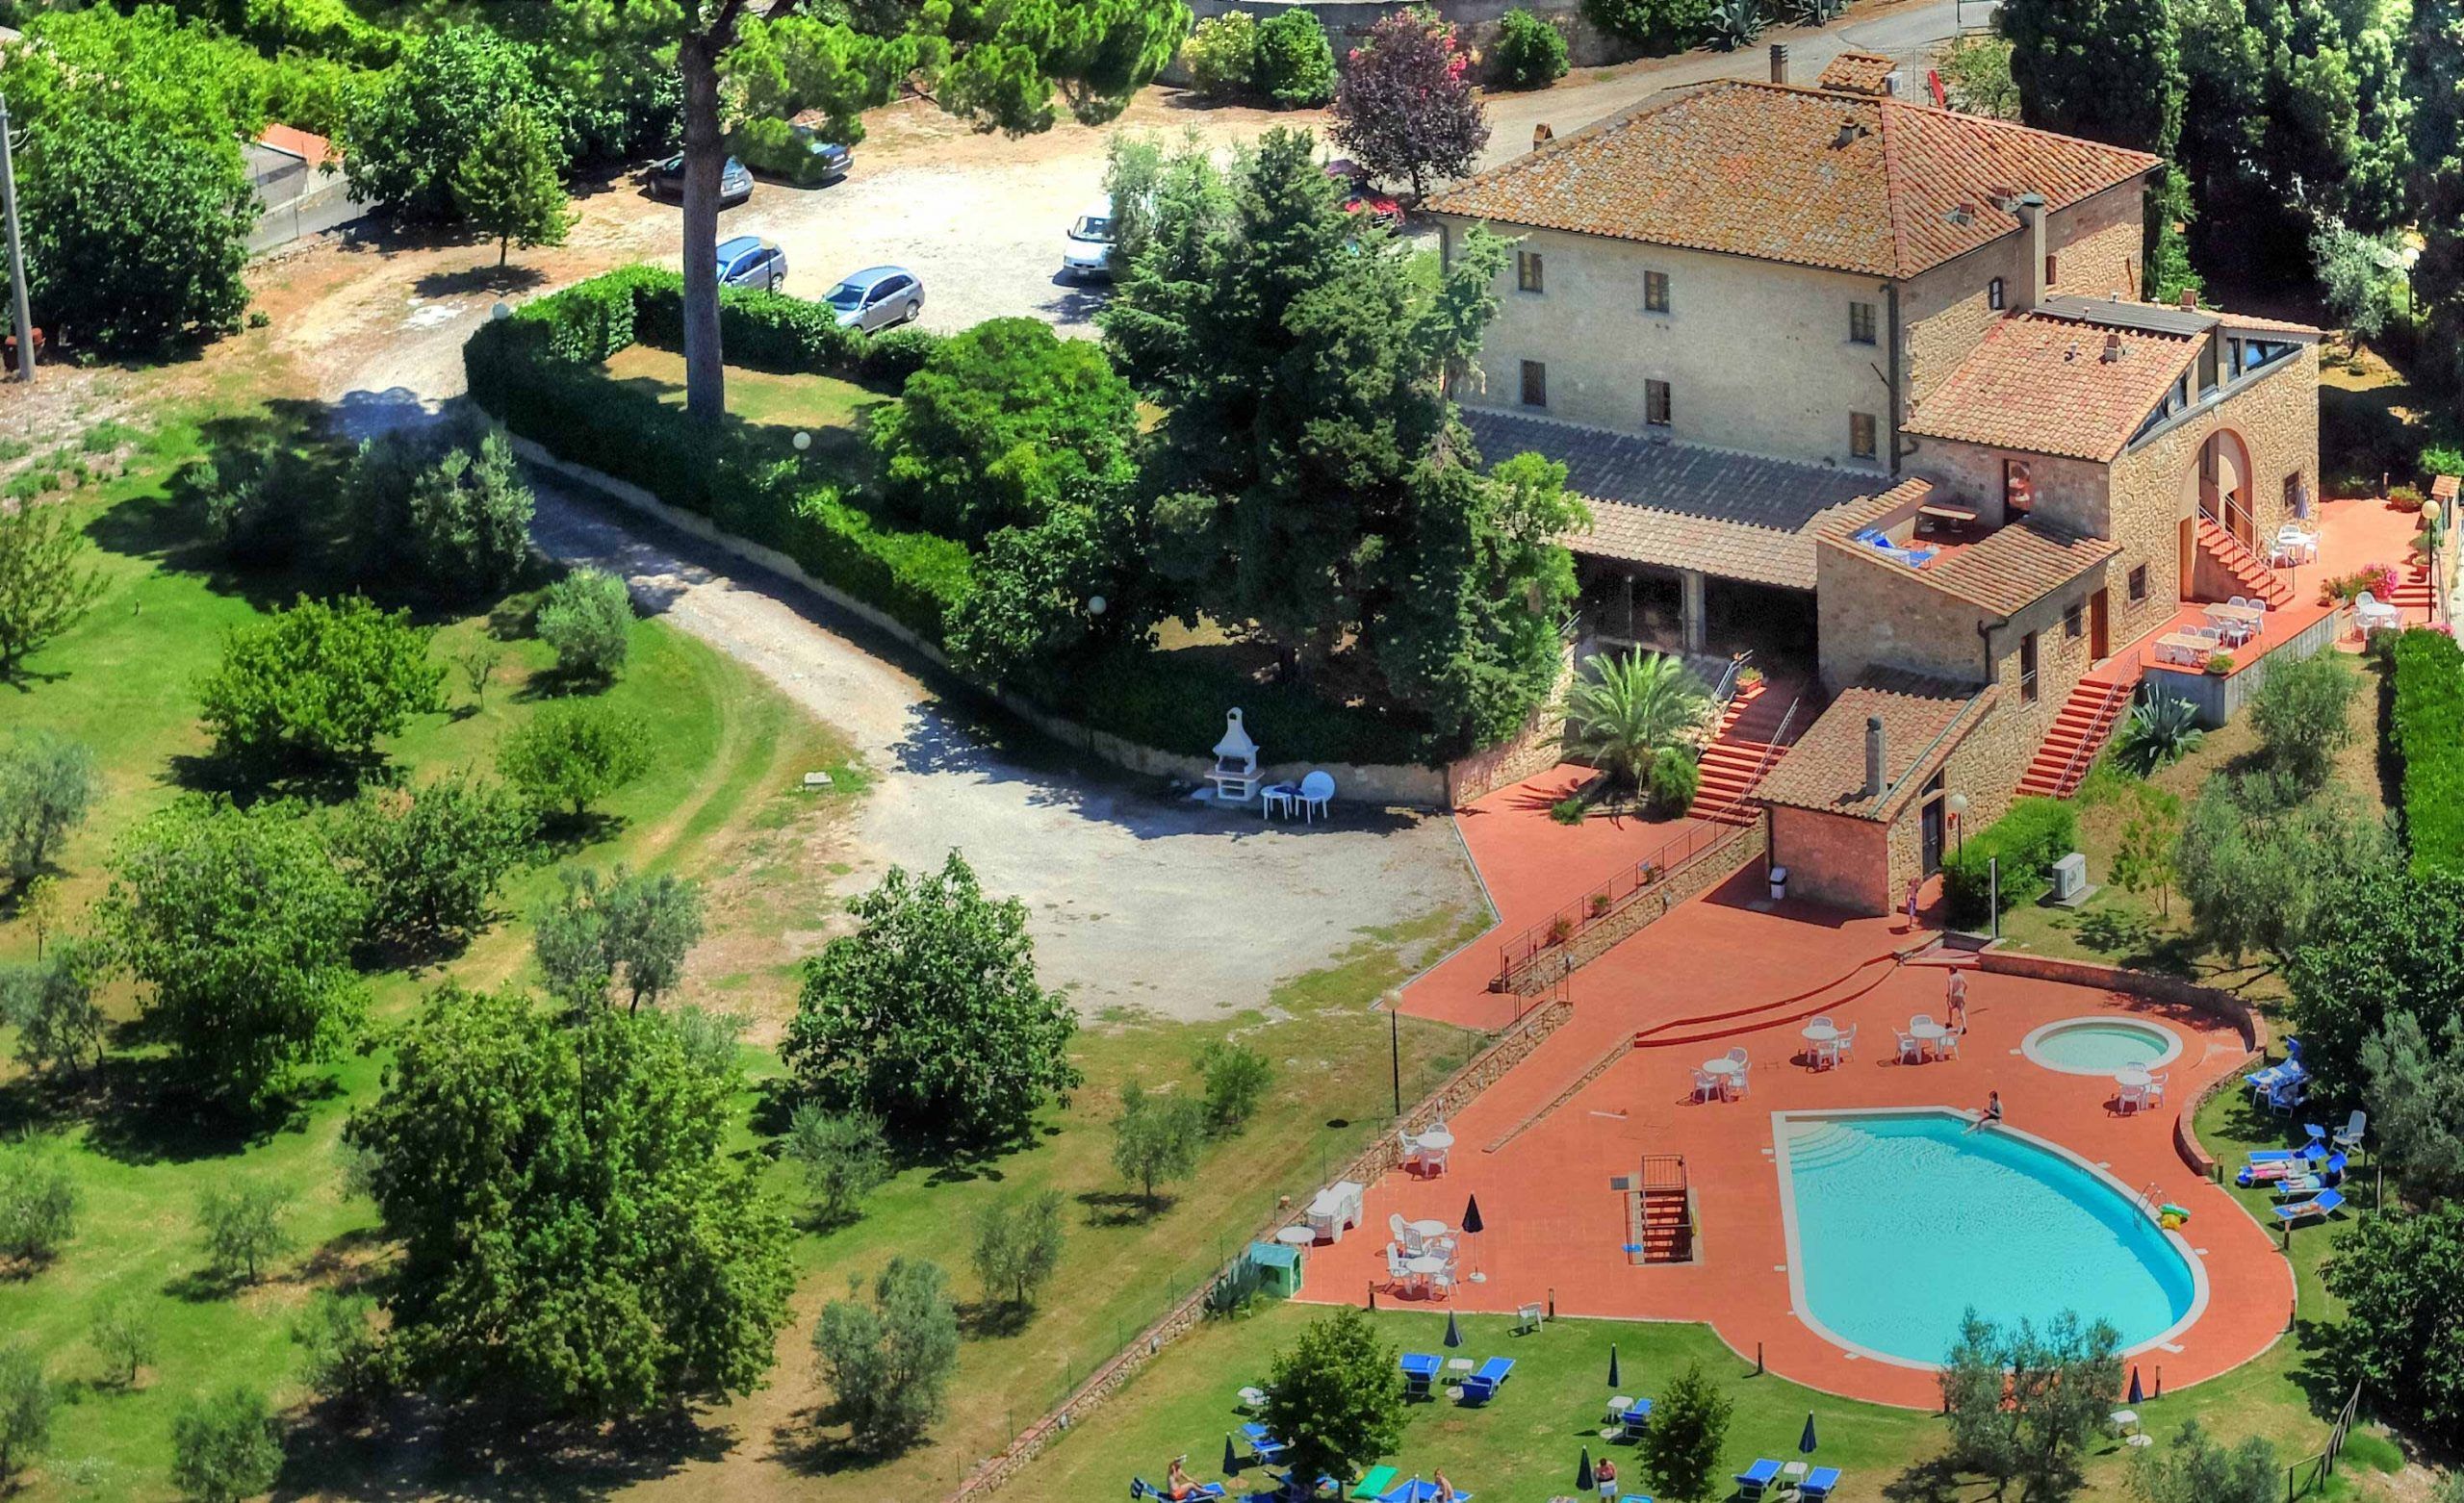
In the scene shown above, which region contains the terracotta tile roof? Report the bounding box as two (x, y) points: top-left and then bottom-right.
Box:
(1904, 313), (2198, 461)
(2215, 311), (2324, 337)
(1816, 50), (1899, 94)
(1464, 408), (1881, 589)
(1812, 477), (1935, 543)
(1757, 670), (1997, 821)
(1424, 80), (2159, 279)
(257, 123), (335, 169)
(1914, 518), (2119, 615)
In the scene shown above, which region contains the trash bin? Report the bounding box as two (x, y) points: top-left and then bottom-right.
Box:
(1768, 865), (1788, 903)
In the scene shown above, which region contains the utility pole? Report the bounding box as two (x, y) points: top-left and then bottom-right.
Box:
(0, 94), (33, 383)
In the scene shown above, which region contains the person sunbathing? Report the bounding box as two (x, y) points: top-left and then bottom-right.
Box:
(1166, 1456), (1197, 1500)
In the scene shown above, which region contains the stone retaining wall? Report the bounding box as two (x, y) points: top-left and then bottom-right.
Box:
(945, 994), (1576, 1500)
(514, 440), (1452, 805)
(1445, 645), (1575, 806)
(1971, 948), (2264, 1052)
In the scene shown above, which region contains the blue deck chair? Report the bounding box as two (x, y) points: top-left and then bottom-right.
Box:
(1619, 1399), (1655, 1440)
(2272, 1188), (2345, 1227)
(2272, 1153), (2348, 1197)
(1458, 1357), (1514, 1403)
(1734, 1459), (1783, 1501)
(1799, 1466), (1842, 1501)
(1242, 1422), (1289, 1465)
(1378, 1482), (1475, 1503)
(1399, 1353), (1440, 1401)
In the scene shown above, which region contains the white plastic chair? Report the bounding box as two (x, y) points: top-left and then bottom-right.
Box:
(1297, 770), (1336, 823)
(1421, 1144), (1449, 1176)
(1727, 1062), (1751, 1100)
(1389, 1212), (1413, 1247)
(2144, 1071), (2169, 1108)
(2332, 1109), (2367, 1154)
(1938, 1027), (1963, 1059)
(1896, 1030), (1923, 1064)
(1726, 1046), (1749, 1067)
(1691, 1068), (1722, 1102)
(1834, 1022), (1859, 1063)
(2118, 1080), (2146, 1113)
(1809, 1014), (1834, 1032)
(2355, 592), (2401, 634)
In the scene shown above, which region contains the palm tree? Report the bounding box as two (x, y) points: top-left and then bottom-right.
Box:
(1561, 652), (1712, 788)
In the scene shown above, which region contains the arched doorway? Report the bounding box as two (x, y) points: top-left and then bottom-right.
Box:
(2191, 429), (2255, 545)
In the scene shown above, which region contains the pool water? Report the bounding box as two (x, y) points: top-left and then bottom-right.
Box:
(1780, 1111), (2200, 1366)
(2027, 1019), (2181, 1075)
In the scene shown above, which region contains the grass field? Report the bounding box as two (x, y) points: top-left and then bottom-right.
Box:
(0, 398), (1504, 1501)
(998, 1071), (2401, 1503)
(600, 344), (893, 486)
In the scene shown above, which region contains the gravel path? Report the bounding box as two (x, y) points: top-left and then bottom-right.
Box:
(526, 475), (1485, 1023)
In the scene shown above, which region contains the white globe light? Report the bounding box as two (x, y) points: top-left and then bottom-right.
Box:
(490, 301), (512, 321)
(1946, 791), (1970, 818)
(792, 431), (812, 451)
(1087, 595), (1108, 616)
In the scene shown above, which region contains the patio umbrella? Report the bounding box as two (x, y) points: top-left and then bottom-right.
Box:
(1463, 1194), (1485, 1235)
(1445, 1310), (1463, 1348)
(1223, 1433), (1239, 1476)
(1800, 1413), (1819, 1455)
(1578, 1447), (1596, 1491)
(2128, 1366), (2144, 1406)
(1608, 1342), (1622, 1388)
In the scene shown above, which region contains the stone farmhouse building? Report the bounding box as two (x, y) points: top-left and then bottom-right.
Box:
(1426, 49), (2327, 914)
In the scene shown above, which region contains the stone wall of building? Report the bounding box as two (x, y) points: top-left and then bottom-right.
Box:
(1769, 804), (1892, 913)
(1910, 435), (2114, 541)
(1813, 542), (1994, 693)
(2050, 186), (2149, 300)
(1441, 219), (1900, 472)
(2113, 344), (2322, 578)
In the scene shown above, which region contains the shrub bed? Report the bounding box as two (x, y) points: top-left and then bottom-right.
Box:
(1942, 796), (2079, 928)
(2392, 627), (2464, 877)
(464, 268), (1432, 767)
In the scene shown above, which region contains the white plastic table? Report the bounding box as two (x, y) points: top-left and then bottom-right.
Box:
(1276, 1225), (1317, 1248)
(2116, 1067), (2153, 1090)
(1703, 1057), (1743, 1080)
(1416, 1130), (1455, 1152)
(1409, 1218), (1450, 1241)
(1911, 1020), (1948, 1057)
(1405, 1254), (1448, 1276)
(1800, 1022), (1838, 1067)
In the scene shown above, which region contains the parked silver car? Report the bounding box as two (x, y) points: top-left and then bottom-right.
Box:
(822, 266), (923, 332)
(1060, 197), (1116, 281)
(717, 236), (787, 291)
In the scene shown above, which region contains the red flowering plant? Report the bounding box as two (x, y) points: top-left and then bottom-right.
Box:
(1329, 6), (1490, 201)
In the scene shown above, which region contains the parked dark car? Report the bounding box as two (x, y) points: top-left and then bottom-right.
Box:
(650, 153), (754, 206)
(737, 120), (853, 187)
(717, 236), (787, 291)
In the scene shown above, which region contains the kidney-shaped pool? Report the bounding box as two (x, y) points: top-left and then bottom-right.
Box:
(1774, 1109), (2205, 1368)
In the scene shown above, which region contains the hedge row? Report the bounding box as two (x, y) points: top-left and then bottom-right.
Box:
(463, 268), (1434, 767)
(2392, 627), (2464, 877)
(1943, 796), (2080, 929)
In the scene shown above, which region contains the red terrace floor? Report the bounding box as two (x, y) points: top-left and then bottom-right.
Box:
(1316, 870), (2293, 1409)
(1400, 764), (1710, 1033)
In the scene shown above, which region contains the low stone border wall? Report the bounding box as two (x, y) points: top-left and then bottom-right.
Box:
(945, 994), (1575, 1501)
(1971, 948), (2265, 1053)
(1445, 647), (1574, 807)
(2174, 1067), (2254, 1181)
(514, 440), (1450, 805)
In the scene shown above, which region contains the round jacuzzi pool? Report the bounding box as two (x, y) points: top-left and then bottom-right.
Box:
(2022, 1017), (2183, 1076)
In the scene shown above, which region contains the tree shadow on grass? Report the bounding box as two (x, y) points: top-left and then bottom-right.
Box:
(955, 1298), (1033, 1339)
(410, 263), (551, 301)
(73, 1053), (343, 1167)
(1879, 1455), (1969, 1503)
(763, 1399), (914, 1480)
(275, 1394), (732, 1503)
(1078, 1187), (1168, 1227)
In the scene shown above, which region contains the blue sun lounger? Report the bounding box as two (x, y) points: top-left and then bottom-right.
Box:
(1458, 1357), (1515, 1405)
(1399, 1353), (1441, 1400)
(1799, 1466), (1842, 1501)
(1242, 1423), (1289, 1465)
(1620, 1398), (1654, 1439)
(1131, 1479), (1228, 1501)
(1379, 1481), (1475, 1503)
(2272, 1188), (2345, 1227)
(1734, 1459), (1783, 1501)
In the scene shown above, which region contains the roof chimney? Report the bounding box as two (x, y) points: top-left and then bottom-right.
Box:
(2012, 192), (2048, 311)
(1770, 42), (1789, 85)
(2178, 288), (2197, 311)
(1863, 717), (1886, 802)
(1531, 122), (1553, 153)
(2102, 331), (2124, 362)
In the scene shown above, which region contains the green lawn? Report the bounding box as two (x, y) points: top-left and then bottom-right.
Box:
(601, 344), (894, 485)
(0, 400), (1502, 1501)
(1001, 1079), (2397, 1503)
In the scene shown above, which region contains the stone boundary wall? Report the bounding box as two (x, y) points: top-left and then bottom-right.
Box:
(2175, 1067), (2253, 1181)
(945, 994), (1577, 1500)
(1445, 644), (1575, 806)
(513, 440), (1454, 805)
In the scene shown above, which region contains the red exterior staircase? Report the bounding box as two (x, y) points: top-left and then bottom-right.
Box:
(2194, 516), (2296, 609)
(1687, 681), (1801, 825)
(2015, 665), (2141, 800)
(2390, 556), (2436, 614)
(1630, 1155), (1694, 1265)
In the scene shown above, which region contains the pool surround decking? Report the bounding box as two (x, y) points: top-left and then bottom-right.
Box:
(1312, 869), (2294, 1409)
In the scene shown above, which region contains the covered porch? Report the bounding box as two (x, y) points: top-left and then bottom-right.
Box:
(1576, 557), (1818, 666)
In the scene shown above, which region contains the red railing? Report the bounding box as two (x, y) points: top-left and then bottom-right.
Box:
(2048, 676), (2131, 797)
(1700, 695), (1801, 826)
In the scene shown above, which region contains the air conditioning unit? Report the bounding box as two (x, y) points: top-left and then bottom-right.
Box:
(1882, 69), (1903, 97)
(2051, 853), (2091, 904)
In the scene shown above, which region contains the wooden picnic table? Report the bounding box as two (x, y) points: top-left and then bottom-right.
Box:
(2204, 602), (2264, 625)
(2157, 632), (2212, 661)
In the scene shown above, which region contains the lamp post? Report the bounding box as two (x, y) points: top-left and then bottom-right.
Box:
(1946, 791), (1969, 858)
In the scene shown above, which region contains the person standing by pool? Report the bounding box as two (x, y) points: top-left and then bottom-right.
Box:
(1966, 1089), (2003, 1133)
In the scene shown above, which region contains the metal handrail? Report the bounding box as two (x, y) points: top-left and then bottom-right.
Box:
(1710, 650), (1751, 707)
(2201, 497), (2289, 584)
(1492, 819), (1732, 991)
(2047, 676), (2131, 798)
(1703, 695), (1800, 826)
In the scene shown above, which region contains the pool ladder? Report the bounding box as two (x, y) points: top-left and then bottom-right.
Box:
(2135, 1182), (2162, 1215)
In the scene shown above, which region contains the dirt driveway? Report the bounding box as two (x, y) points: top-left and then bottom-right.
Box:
(525, 472), (1485, 1024)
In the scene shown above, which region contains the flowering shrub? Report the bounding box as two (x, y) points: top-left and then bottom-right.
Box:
(2321, 562), (2400, 603)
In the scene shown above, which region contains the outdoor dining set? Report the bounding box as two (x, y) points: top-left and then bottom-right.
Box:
(1382, 1213), (1464, 1299)
(2154, 597), (2271, 666)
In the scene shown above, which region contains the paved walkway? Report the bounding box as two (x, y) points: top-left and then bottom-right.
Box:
(1308, 869), (2293, 1408)
(526, 476), (1486, 1023)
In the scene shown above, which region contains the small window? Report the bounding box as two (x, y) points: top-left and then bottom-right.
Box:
(1988, 276), (2005, 311)
(2284, 471), (2305, 516)
(1645, 379), (1671, 427)
(1849, 301), (1877, 344)
(2019, 631), (2040, 702)
(2044, 253), (2059, 288)
(2064, 601), (2083, 638)
(2128, 564), (2148, 601)
(1521, 360), (1548, 408)
(1849, 412), (1877, 460)
(1517, 250), (1544, 293)
(1644, 270), (1671, 314)
(2004, 458), (2033, 514)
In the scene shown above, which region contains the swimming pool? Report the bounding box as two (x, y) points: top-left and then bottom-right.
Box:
(1775, 1109), (2203, 1368)
(2021, 1017), (2183, 1076)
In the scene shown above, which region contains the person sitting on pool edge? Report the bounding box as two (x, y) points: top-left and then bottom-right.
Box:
(1966, 1089), (2003, 1133)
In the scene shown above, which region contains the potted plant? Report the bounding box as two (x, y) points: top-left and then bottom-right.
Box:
(2205, 652), (2234, 675)
(1546, 914), (1576, 946)
(1735, 664), (1764, 691)
(1589, 892), (1612, 918)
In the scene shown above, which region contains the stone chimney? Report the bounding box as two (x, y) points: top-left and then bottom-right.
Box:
(1770, 42), (1789, 85)
(1864, 717), (1886, 802)
(2101, 331), (2125, 362)
(2179, 288), (2198, 311)
(2012, 193), (2048, 311)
